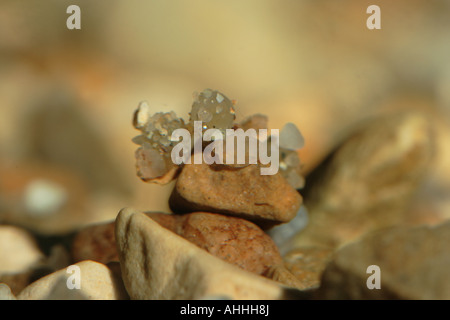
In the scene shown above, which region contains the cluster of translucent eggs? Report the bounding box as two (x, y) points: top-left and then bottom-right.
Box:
(131, 89), (305, 189)
(189, 89), (236, 131)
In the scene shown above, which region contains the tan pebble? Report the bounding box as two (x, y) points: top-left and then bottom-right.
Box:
(0, 225), (44, 275)
(17, 260), (128, 300)
(169, 163), (302, 228)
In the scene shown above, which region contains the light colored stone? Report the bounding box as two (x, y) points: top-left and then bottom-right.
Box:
(17, 260), (128, 300)
(115, 208), (300, 300)
(169, 163), (302, 228)
(0, 284), (16, 300)
(295, 112), (434, 248)
(0, 225), (43, 275)
(317, 221), (450, 300)
(280, 122), (305, 150)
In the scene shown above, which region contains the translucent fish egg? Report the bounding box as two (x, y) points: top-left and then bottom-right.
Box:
(190, 89), (236, 130)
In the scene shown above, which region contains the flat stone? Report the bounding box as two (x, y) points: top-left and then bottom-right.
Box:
(17, 261), (128, 300)
(316, 221), (450, 299)
(115, 208), (301, 300)
(169, 163), (302, 228)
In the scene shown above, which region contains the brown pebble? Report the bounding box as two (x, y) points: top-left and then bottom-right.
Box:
(174, 212), (283, 275)
(169, 163), (302, 228)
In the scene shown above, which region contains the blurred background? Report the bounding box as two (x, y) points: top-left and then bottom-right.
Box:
(1, 0), (450, 236)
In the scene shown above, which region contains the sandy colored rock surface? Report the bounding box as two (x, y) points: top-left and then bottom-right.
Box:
(17, 260), (128, 300)
(294, 112), (434, 248)
(115, 208), (301, 300)
(0, 225), (43, 275)
(316, 221), (450, 300)
(169, 163), (302, 228)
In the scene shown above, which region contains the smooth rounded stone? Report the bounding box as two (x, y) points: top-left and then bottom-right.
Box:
(0, 225), (44, 275)
(295, 112), (434, 248)
(316, 222), (450, 300)
(0, 284), (16, 300)
(115, 208), (300, 300)
(169, 163), (302, 228)
(173, 212), (282, 275)
(283, 246), (334, 290)
(17, 261), (128, 300)
(72, 212), (282, 276)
